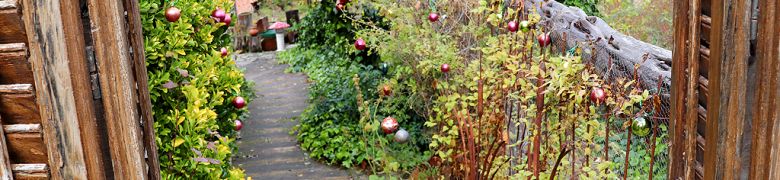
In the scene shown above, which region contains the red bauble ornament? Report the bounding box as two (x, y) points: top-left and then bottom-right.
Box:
(382, 85), (392, 96)
(222, 15), (231, 25)
(165, 6), (181, 22)
(440, 64), (450, 73)
(232, 96), (246, 109)
(338, 0), (350, 4)
(220, 47), (228, 57)
(249, 28), (259, 36)
(212, 8), (226, 21)
(428, 13), (439, 22)
(354, 38), (366, 51)
(537, 32), (551, 48)
(507, 21), (519, 32)
(590, 87), (606, 104)
(381, 116), (399, 134)
(234, 120), (243, 131)
(336, 3), (345, 11)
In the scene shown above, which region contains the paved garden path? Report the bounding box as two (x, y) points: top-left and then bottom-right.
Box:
(234, 52), (362, 179)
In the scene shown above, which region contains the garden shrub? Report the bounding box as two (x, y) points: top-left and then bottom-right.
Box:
(140, 0), (252, 179)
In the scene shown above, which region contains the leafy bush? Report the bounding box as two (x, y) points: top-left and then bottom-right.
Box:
(139, 0), (252, 179)
(281, 0), (430, 174)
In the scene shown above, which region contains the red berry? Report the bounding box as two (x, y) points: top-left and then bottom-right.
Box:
(428, 13), (439, 22)
(381, 117), (399, 134)
(590, 87), (606, 104)
(507, 21), (518, 32)
(354, 38), (366, 51)
(537, 32), (551, 48)
(235, 120), (243, 131)
(212, 8), (226, 21)
(222, 15), (231, 25)
(382, 85), (392, 96)
(336, 3), (345, 11)
(440, 64), (450, 73)
(165, 6), (181, 22)
(221, 47), (228, 57)
(232, 96), (246, 109)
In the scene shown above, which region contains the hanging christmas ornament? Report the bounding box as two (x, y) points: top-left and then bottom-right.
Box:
(631, 116), (651, 137)
(354, 38), (366, 51)
(381, 116), (399, 134)
(380, 63), (389, 75)
(234, 120), (243, 131)
(590, 87), (606, 104)
(520, 20), (531, 32)
(394, 129), (409, 143)
(165, 6), (181, 22)
(507, 21), (518, 32)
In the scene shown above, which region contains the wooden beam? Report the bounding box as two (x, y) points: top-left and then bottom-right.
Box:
(749, 0), (779, 178)
(21, 0), (88, 178)
(705, 0), (753, 178)
(669, 0), (690, 177)
(85, 0), (148, 179)
(0, 0), (26, 44)
(58, 0), (109, 178)
(0, 116), (13, 180)
(121, 0), (161, 178)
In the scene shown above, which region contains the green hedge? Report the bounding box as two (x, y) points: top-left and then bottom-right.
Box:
(140, 0), (252, 179)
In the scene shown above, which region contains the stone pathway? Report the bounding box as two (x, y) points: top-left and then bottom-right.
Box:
(233, 52), (362, 179)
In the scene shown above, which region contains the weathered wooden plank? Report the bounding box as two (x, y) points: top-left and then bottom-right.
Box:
(0, 43), (33, 84)
(669, 0), (691, 177)
(121, 0), (161, 178)
(3, 124), (41, 133)
(86, 0), (148, 179)
(0, 116), (13, 180)
(6, 133), (47, 163)
(0, 93), (40, 124)
(21, 0), (88, 178)
(0, 84), (32, 94)
(683, 1), (702, 179)
(0, 0), (27, 43)
(59, 0), (109, 178)
(749, 0), (779, 178)
(704, 0), (752, 178)
(12, 163), (48, 180)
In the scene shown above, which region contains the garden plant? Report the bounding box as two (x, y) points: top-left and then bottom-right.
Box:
(281, 0), (668, 179)
(140, 0), (254, 179)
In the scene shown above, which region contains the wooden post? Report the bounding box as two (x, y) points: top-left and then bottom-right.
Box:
(704, 0), (752, 178)
(21, 0), (89, 179)
(85, 0), (148, 179)
(748, 0), (779, 178)
(669, 0), (690, 178)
